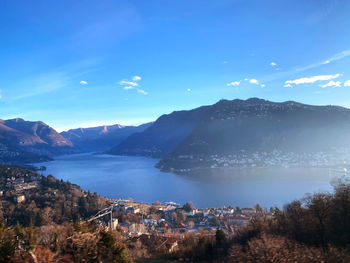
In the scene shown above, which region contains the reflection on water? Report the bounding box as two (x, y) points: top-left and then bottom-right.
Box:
(35, 153), (332, 208)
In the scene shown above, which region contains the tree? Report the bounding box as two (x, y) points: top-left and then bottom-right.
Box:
(254, 203), (264, 213)
(0, 220), (15, 263)
(215, 229), (226, 247)
(211, 217), (220, 227)
(235, 206), (242, 214)
(183, 202), (195, 212)
(153, 201), (161, 206)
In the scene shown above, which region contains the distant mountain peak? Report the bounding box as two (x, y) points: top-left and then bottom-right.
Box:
(101, 126), (108, 134)
(0, 118), (75, 163)
(60, 122), (152, 152)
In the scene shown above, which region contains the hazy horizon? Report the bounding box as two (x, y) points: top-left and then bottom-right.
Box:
(4, 96), (350, 132)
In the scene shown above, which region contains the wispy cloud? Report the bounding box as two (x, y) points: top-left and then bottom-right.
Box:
(344, 80), (350, 87)
(227, 78), (265, 87)
(285, 73), (341, 85)
(261, 48), (350, 83)
(10, 72), (70, 101)
(227, 81), (240, 86)
(270, 62), (277, 66)
(249, 79), (259, 85)
(120, 80), (139, 87)
(293, 49), (350, 73)
(284, 84), (293, 88)
(132, 76), (141, 81)
(137, 89), (148, 95)
(0, 89), (2, 99)
(320, 80), (341, 88)
(120, 75), (147, 95)
(4, 58), (101, 102)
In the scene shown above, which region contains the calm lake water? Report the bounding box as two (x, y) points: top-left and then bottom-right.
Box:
(35, 153), (333, 208)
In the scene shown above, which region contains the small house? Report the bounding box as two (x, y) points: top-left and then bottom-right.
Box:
(15, 194), (25, 203)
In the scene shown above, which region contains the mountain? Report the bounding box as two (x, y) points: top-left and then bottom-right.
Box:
(0, 118), (75, 163)
(108, 98), (350, 172)
(107, 106), (210, 157)
(0, 142), (51, 164)
(61, 122), (152, 152)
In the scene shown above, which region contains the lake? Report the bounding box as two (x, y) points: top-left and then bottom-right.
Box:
(35, 153), (333, 208)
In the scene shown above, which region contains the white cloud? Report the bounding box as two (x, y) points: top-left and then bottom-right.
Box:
(132, 76), (141, 81)
(80, 80), (88, 85)
(344, 80), (350, 87)
(120, 76), (148, 95)
(285, 74), (341, 85)
(328, 49), (350, 63)
(187, 88), (191, 92)
(249, 79), (259, 85)
(137, 89), (148, 95)
(120, 80), (138, 87)
(320, 81), (342, 88)
(123, 86), (134, 90)
(227, 81), (240, 86)
(260, 84), (266, 88)
(270, 62), (277, 66)
(284, 84), (293, 88)
(0, 89), (2, 99)
(298, 49), (350, 72)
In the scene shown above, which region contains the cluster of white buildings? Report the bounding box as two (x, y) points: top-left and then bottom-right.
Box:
(4, 174), (41, 192)
(171, 149), (350, 173)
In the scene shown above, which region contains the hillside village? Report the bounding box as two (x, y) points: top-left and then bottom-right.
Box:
(0, 164), (265, 234)
(0, 165), (268, 254)
(85, 200), (271, 252)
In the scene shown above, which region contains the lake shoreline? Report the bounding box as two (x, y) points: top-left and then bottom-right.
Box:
(34, 153), (333, 209)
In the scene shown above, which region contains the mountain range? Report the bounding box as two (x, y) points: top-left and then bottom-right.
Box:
(108, 98), (350, 172)
(4, 98), (350, 171)
(0, 118), (74, 163)
(61, 122), (152, 152)
(0, 118), (152, 164)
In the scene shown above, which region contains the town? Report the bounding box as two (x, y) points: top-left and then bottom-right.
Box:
(0, 165), (269, 254)
(87, 198), (269, 253)
(164, 148), (350, 174)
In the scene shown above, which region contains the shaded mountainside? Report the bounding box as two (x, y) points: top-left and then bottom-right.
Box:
(61, 122), (152, 152)
(0, 142), (51, 164)
(169, 98), (350, 154)
(0, 118), (75, 164)
(108, 98), (350, 171)
(107, 105), (211, 157)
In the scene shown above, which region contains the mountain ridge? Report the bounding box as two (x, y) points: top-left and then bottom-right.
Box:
(61, 122), (152, 152)
(107, 98), (350, 172)
(0, 118), (75, 164)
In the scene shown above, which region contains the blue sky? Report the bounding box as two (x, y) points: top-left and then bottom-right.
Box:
(1, 0), (350, 131)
